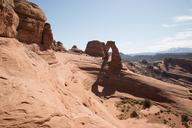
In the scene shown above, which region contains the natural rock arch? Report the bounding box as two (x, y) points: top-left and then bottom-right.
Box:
(104, 41), (122, 74)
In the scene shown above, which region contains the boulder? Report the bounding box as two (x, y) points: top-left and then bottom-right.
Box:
(14, 0), (46, 44)
(42, 23), (54, 50)
(85, 40), (105, 57)
(0, 0), (19, 37)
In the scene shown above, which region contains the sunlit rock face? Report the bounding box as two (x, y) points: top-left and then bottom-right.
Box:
(85, 40), (105, 57)
(14, 0), (46, 44)
(0, 0), (19, 38)
(106, 41), (122, 74)
(42, 23), (54, 50)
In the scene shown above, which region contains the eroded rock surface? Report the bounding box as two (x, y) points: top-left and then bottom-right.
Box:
(42, 23), (54, 50)
(70, 45), (83, 53)
(85, 40), (105, 57)
(163, 58), (192, 73)
(0, 0), (65, 52)
(105, 41), (122, 74)
(85, 40), (122, 74)
(14, 0), (46, 44)
(52, 41), (67, 52)
(0, 0), (19, 37)
(126, 57), (192, 87)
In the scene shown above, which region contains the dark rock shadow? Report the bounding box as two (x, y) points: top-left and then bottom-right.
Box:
(80, 66), (175, 103)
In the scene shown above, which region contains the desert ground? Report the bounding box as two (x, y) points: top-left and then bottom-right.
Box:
(0, 37), (192, 128)
(1, 0), (192, 127)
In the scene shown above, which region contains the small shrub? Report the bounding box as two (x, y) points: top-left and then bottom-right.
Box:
(174, 113), (179, 117)
(121, 98), (129, 104)
(155, 112), (159, 116)
(130, 111), (139, 118)
(121, 109), (125, 113)
(181, 115), (189, 123)
(183, 123), (189, 128)
(163, 119), (168, 124)
(143, 99), (152, 109)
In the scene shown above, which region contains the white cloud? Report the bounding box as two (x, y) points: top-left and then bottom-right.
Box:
(119, 31), (192, 54)
(161, 24), (179, 28)
(175, 16), (192, 22)
(146, 31), (192, 52)
(161, 22), (192, 28)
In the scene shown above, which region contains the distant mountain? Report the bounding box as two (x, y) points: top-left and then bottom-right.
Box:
(128, 47), (192, 56)
(128, 52), (156, 56)
(159, 47), (192, 53)
(121, 47), (192, 62)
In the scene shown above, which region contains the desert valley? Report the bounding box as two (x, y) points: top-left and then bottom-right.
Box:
(0, 0), (192, 128)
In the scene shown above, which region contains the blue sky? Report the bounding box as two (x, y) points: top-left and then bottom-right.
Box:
(30, 0), (192, 54)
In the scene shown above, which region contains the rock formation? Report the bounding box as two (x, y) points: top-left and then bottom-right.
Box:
(0, 0), (65, 52)
(53, 41), (67, 52)
(14, 0), (46, 44)
(85, 40), (105, 57)
(126, 57), (192, 87)
(105, 41), (122, 74)
(42, 23), (54, 50)
(163, 58), (192, 73)
(72, 45), (77, 49)
(0, 0), (19, 37)
(85, 40), (122, 74)
(70, 45), (83, 53)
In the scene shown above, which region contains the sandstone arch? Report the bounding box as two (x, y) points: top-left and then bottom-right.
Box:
(105, 41), (122, 74)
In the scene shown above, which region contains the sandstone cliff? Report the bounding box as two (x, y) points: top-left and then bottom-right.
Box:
(0, 0), (19, 37)
(0, 0), (65, 51)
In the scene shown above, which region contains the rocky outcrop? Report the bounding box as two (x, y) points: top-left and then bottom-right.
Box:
(42, 23), (54, 50)
(105, 41), (122, 74)
(14, 0), (46, 44)
(52, 41), (67, 52)
(126, 57), (192, 87)
(0, 0), (19, 37)
(70, 45), (83, 53)
(85, 40), (105, 57)
(0, 0), (64, 52)
(163, 58), (192, 73)
(85, 40), (122, 74)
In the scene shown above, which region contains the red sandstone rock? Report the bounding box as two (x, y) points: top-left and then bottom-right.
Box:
(0, 0), (19, 37)
(85, 40), (105, 57)
(14, 0), (46, 44)
(163, 58), (192, 73)
(53, 41), (67, 52)
(70, 45), (83, 53)
(105, 41), (122, 74)
(42, 23), (54, 50)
